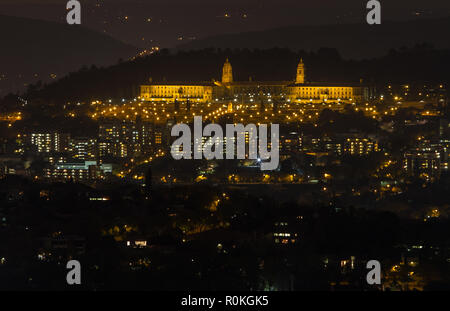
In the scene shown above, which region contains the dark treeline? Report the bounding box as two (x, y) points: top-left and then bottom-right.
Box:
(2, 174), (450, 290)
(5, 45), (450, 106)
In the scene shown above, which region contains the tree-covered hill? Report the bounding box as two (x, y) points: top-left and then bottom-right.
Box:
(2, 45), (449, 108)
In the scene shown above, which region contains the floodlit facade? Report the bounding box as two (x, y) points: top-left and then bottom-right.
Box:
(140, 59), (371, 103)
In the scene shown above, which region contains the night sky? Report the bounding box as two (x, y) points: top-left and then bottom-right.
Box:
(1, 0), (450, 48)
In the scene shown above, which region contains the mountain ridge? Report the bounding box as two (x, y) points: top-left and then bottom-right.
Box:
(0, 14), (138, 95)
(176, 17), (450, 59)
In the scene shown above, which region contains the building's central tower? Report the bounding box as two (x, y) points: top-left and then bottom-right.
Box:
(222, 58), (233, 84)
(295, 58), (305, 84)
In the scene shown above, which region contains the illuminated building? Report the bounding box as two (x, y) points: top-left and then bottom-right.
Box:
(98, 120), (155, 158)
(69, 138), (97, 160)
(140, 83), (214, 103)
(221, 58), (233, 84)
(44, 161), (112, 181)
(273, 221), (298, 245)
(295, 59), (305, 84)
(343, 137), (379, 156)
(99, 121), (123, 142)
(440, 139), (450, 171)
(98, 141), (128, 158)
(279, 132), (302, 155)
(139, 121), (154, 155)
(30, 133), (70, 154)
(154, 131), (163, 145)
(47, 155), (68, 165)
(153, 124), (171, 149)
(126, 239), (148, 248)
(404, 148), (441, 182)
(403, 137), (450, 181)
(140, 59), (370, 103)
(324, 139), (343, 156)
(31, 133), (51, 153)
(307, 135), (379, 156)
